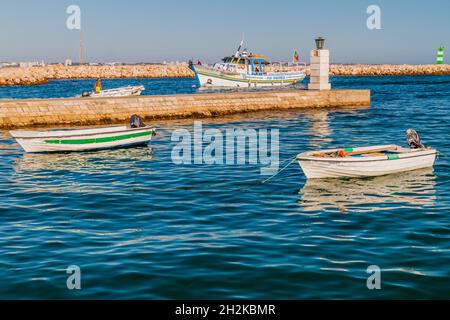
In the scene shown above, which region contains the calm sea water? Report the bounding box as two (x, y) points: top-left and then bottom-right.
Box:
(0, 76), (449, 299)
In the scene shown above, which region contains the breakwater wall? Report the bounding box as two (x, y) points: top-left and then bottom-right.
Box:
(0, 89), (370, 129)
(329, 64), (450, 76)
(0, 64), (194, 86)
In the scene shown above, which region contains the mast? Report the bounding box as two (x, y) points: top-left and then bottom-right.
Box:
(231, 33), (245, 63)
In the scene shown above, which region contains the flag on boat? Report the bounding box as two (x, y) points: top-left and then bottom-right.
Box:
(294, 50), (300, 62)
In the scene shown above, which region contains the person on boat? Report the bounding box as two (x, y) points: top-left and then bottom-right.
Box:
(197, 60), (202, 66)
(95, 78), (102, 94)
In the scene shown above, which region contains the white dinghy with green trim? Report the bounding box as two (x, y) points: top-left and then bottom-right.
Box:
(296, 130), (437, 179)
(10, 116), (156, 153)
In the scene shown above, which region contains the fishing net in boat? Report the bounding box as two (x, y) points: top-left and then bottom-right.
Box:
(406, 129), (426, 149)
(130, 114), (146, 128)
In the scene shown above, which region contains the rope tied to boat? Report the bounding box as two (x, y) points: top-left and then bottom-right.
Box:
(436, 151), (446, 159)
(261, 156), (298, 185)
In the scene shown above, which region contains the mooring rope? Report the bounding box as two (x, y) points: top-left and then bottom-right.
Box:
(436, 151), (447, 160)
(261, 156), (298, 185)
(217, 156), (299, 193)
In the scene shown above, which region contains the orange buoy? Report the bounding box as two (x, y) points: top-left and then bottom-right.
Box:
(338, 150), (347, 157)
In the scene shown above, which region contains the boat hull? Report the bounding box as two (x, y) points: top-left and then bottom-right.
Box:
(10, 126), (155, 153)
(297, 146), (437, 179)
(87, 86), (145, 98)
(194, 66), (305, 88)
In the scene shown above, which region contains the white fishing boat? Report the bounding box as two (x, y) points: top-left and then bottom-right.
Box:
(82, 85), (145, 98)
(190, 41), (306, 88)
(10, 116), (156, 153)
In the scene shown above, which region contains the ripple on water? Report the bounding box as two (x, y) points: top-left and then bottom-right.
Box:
(0, 76), (449, 299)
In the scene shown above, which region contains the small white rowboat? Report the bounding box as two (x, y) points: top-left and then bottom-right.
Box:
(83, 85), (145, 98)
(10, 125), (156, 153)
(297, 145), (437, 179)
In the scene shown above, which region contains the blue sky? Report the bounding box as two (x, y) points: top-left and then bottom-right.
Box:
(0, 0), (448, 64)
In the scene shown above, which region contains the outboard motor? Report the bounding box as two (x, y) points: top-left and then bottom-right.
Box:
(130, 114), (146, 128)
(188, 60), (195, 71)
(406, 129), (426, 149)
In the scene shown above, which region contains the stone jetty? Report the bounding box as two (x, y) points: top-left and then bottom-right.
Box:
(1, 64), (449, 86)
(0, 89), (370, 129)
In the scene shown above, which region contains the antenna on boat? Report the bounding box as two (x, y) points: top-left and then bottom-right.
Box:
(234, 33), (245, 58)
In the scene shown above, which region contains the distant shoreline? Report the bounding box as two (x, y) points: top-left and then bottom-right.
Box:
(0, 64), (449, 86)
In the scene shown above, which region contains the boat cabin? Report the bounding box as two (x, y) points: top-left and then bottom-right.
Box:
(248, 55), (266, 75)
(219, 54), (269, 76)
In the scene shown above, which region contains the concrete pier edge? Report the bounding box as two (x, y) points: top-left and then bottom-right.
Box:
(0, 89), (370, 129)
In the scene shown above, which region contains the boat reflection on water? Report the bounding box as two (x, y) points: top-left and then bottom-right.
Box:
(13, 146), (155, 174)
(303, 111), (333, 149)
(11, 146), (156, 195)
(298, 169), (437, 213)
(303, 108), (368, 149)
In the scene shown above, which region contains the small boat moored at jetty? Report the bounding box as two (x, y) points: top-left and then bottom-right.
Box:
(10, 115), (156, 153)
(81, 79), (145, 98)
(190, 40), (306, 88)
(297, 130), (437, 179)
(82, 85), (145, 98)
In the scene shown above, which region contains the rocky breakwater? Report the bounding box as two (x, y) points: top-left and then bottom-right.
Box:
(250, 64), (450, 77)
(330, 64), (450, 76)
(2, 63), (450, 86)
(0, 67), (49, 86)
(0, 64), (195, 86)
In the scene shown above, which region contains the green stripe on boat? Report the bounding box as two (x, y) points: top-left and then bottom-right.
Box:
(344, 148), (354, 152)
(197, 70), (298, 84)
(387, 154), (400, 160)
(45, 130), (153, 145)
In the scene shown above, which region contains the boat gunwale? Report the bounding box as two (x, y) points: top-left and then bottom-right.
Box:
(99, 85), (145, 93)
(196, 70), (301, 84)
(296, 145), (437, 163)
(90, 85), (145, 95)
(10, 126), (155, 140)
